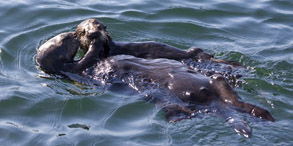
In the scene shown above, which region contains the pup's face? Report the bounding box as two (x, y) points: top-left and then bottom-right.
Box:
(76, 19), (110, 52)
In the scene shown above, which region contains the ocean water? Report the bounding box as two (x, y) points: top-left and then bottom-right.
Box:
(0, 0), (292, 145)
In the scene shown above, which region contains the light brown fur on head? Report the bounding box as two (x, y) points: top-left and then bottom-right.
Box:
(76, 19), (110, 53)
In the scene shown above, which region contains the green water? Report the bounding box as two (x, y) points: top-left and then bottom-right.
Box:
(0, 0), (292, 145)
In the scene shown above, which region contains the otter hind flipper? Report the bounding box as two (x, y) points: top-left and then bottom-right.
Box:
(219, 106), (252, 138)
(226, 116), (252, 138)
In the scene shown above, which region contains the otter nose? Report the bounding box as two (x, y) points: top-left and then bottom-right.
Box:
(88, 31), (100, 39)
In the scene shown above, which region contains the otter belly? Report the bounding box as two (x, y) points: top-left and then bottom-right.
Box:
(79, 55), (214, 105)
(62, 55), (273, 138)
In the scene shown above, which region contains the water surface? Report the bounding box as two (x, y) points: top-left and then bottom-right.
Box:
(0, 0), (292, 145)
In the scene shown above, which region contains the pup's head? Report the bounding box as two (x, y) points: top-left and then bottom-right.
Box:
(36, 32), (80, 74)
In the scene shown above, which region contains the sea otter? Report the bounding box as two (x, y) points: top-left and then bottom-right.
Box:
(37, 19), (240, 76)
(36, 19), (274, 138)
(80, 51), (274, 138)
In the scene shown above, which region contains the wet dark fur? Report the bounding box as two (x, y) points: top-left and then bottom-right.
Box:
(36, 19), (275, 138)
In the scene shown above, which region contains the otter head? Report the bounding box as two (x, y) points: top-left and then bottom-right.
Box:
(36, 32), (80, 74)
(76, 19), (110, 53)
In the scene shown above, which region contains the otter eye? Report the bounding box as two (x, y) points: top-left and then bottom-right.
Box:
(82, 30), (85, 35)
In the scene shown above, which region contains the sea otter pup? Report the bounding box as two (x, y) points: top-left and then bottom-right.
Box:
(36, 19), (274, 138)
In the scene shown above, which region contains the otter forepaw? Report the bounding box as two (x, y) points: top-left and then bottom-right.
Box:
(187, 47), (215, 61)
(87, 39), (104, 53)
(166, 112), (195, 123)
(165, 106), (196, 123)
(187, 47), (203, 56)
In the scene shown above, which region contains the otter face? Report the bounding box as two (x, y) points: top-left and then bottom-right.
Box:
(76, 19), (109, 53)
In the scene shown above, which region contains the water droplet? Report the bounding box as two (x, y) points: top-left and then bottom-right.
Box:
(185, 91), (191, 96)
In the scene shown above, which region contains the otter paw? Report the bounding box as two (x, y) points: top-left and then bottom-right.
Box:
(187, 47), (203, 55)
(166, 112), (195, 123)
